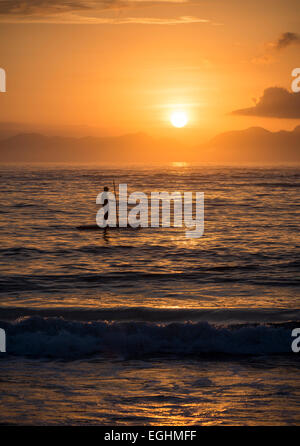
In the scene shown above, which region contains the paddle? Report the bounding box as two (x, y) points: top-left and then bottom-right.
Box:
(113, 179), (119, 227)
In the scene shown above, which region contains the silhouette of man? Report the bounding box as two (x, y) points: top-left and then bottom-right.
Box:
(102, 186), (110, 223)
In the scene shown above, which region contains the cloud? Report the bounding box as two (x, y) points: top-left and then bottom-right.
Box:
(0, 0), (190, 16)
(252, 32), (300, 65)
(0, 13), (210, 25)
(105, 15), (209, 25)
(0, 0), (93, 15)
(232, 87), (300, 119)
(0, 0), (211, 24)
(274, 32), (300, 50)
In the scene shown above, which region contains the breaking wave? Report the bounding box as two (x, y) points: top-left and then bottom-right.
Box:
(0, 315), (297, 359)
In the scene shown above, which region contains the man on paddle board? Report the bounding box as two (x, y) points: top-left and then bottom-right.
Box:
(102, 186), (110, 223)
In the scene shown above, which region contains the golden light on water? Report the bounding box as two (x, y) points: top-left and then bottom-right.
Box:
(171, 162), (189, 167)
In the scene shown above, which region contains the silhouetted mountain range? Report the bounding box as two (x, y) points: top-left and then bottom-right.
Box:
(203, 126), (300, 163)
(0, 126), (299, 163)
(0, 131), (186, 163)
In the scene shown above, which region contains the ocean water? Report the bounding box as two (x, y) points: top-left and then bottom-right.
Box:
(0, 164), (299, 425)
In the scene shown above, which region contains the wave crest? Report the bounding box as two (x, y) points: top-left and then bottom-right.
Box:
(0, 316), (296, 359)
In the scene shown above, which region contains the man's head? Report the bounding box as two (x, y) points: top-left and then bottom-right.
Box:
(103, 186), (109, 191)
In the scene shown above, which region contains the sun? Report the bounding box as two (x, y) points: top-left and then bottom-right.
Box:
(170, 111), (188, 128)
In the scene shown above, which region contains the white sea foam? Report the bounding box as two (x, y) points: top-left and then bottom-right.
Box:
(1, 316), (296, 359)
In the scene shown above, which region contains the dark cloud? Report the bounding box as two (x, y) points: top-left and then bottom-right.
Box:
(232, 87), (300, 119)
(0, 0), (93, 15)
(0, 0), (210, 24)
(0, 0), (184, 16)
(252, 32), (300, 64)
(275, 32), (300, 50)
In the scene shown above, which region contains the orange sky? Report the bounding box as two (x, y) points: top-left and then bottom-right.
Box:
(0, 0), (299, 143)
